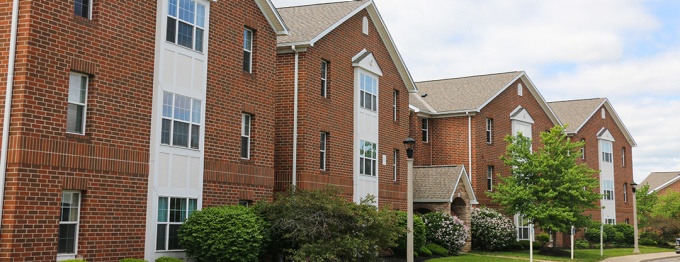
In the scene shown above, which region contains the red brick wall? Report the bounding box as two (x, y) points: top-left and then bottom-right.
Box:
(275, 9), (410, 210)
(571, 105), (635, 224)
(0, 1), (156, 261)
(658, 181), (680, 195)
(201, 0), (279, 207)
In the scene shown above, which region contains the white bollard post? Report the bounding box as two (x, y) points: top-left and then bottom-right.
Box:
(571, 225), (574, 260)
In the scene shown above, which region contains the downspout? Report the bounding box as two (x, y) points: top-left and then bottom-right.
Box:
(0, 0), (21, 227)
(466, 111), (472, 181)
(291, 45), (299, 189)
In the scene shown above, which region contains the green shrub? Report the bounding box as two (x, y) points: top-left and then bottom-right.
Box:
(471, 207), (516, 251)
(154, 258), (182, 262)
(536, 233), (550, 248)
(584, 222), (616, 244)
(178, 205), (266, 262)
(613, 223), (634, 246)
(120, 259), (147, 262)
(421, 212), (469, 254)
(255, 186), (402, 261)
(418, 246), (432, 257)
(393, 211), (427, 257)
(425, 243), (449, 256)
(639, 237), (657, 246)
(575, 239), (589, 249)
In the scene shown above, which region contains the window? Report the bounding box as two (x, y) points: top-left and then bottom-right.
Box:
(321, 60), (328, 97)
(238, 200), (252, 207)
(166, 0), (206, 52)
(486, 118), (493, 144)
(603, 180), (614, 201)
(156, 197), (197, 251)
(393, 149), (398, 181)
(362, 16), (369, 35)
(601, 141), (613, 163)
(243, 28), (253, 72)
(623, 183), (628, 203)
(320, 132), (327, 170)
(161, 92), (201, 149)
(517, 215), (530, 240)
(518, 83), (523, 96)
(359, 140), (377, 176)
(487, 166), (494, 191)
(393, 90), (398, 122)
(580, 138), (586, 160)
(67, 72), (89, 134)
(359, 72), (377, 111)
(421, 118), (428, 142)
(604, 218), (616, 225)
(58, 191), (81, 256)
(621, 147), (626, 166)
(241, 114), (251, 159)
(601, 108), (606, 119)
(74, 0), (92, 19)
(625, 218), (630, 224)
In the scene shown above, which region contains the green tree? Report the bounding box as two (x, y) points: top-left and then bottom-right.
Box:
(635, 184), (658, 227)
(488, 125), (601, 248)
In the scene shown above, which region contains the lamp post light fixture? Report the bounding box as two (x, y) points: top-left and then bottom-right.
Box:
(403, 137), (415, 262)
(631, 182), (640, 254)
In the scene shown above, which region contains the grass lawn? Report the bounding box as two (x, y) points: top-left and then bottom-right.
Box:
(427, 246), (674, 262)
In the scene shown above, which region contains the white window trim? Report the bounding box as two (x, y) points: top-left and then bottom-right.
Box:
(243, 28), (253, 73)
(422, 118), (428, 143)
(161, 92), (202, 149)
(580, 139), (586, 160)
(156, 197), (198, 251)
(57, 191), (81, 261)
(393, 149), (398, 181)
(359, 72), (378, 111)
(320, 132), (327, 170)
(67, 72), (88, 135)
(166, 0), (207, 52)
(241, 114), (251, 159)
(359, 140), (377, 177)
(601, 141), (613, 163)
(603, 180), (614, 201)
(623, 183), (628, 203)
(621, 147), (626, 166)
(518, 83), (523, 96)
(604, 218), (616, 225)
(321, 60), (328, 97)
(516, 214), (531, 241)
(393, 90), (397, 122)
(487, 166), (493, 191)
(362, 16), (369, 35)
(74, 0), (93, 19)
(486, 118), (493, 144)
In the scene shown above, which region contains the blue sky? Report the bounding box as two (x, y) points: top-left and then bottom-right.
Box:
(271, 0), (680, 183)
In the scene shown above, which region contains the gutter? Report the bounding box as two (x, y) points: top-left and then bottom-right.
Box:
(0, 0), (20, 227)
(466, 111), (472, 181)
(291, 45), (299, 189)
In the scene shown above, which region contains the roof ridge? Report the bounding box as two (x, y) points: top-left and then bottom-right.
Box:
(277, 0), (361, 10)
(548, 97), (605, 104)
(415, 71), (521, 84)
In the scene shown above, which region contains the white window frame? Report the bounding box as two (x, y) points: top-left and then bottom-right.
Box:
(421, 118), (428, 143)
(243, 28), (253, 73)
(601, 141), (613, 163)
(516, 214), (531, 240)
(487, 166), (494, 191)
(320, 132), (327, 170)
(603, 180), (614, 201)
(241, 114), (251, 159)
(393, 90), (398, 122)
(623, 183), (628, 203)
(486, 118), (493, 144)
(580, 138), (586, 160)
(161, 92), (202, 149)
(621, 147), (626, 166)
(359, 72), (377, 111)
(518, 83), (523, 96)
(604, 218), (616, 225)
(74, 0), (93, 19)
(58, 191), (81, 260)
(67, 72), (89, 135)
(359, 140), (377, 176)
(321, 60), (328, 97)
(166, 0), (206, 52)
(393, 149), (398, 181)
(156, 197), (198, 251)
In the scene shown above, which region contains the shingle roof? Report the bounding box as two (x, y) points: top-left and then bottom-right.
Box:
(276, 1), (366, 45)
(641, 172), (680, 192)
(411, 72), (522, 113)
(547, 98), (606, 133)
(413, 165), (464, 201)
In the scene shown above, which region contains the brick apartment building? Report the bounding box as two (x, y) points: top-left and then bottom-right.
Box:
(641, 171), (680, 195)
(273, 0), (416, 209)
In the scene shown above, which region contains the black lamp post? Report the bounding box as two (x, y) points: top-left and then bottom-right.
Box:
(631, 182), (640, 253)
(403, 137), (415, 261)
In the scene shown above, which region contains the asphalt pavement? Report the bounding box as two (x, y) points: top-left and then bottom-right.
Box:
(600, 252), (679, 262)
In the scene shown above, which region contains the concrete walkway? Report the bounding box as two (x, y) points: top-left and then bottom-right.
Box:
(601, 252), (679, 262)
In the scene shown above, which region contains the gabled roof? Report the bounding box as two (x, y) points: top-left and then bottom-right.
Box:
(641, 171), (680, 193)
(410, 71), (561, 125)
(254, 0), (289, 36)
(275, 0), (417, 93)
(413, 165), (478, 204)
(548, 98), (637, 147)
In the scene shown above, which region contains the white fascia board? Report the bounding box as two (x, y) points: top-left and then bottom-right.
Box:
(653, 175), (680, 193)
(254, 0), (290, 36)
(412, 93), (436, 113)
(604, 100), (638, 147)
(448, 165), (478, 205)
(476, 72), (523, 112)
(307, 1), (373, 46)
(572, 99), (607, 135)
(409, 104), (420, 113)
(520, 73), (562, 126)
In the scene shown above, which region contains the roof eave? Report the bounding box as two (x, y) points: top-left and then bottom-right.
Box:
(255, 0), (290, 36)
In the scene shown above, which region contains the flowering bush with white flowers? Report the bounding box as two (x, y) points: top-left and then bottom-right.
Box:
(421, 212), (470, 254)
(471, 207), (516, 251)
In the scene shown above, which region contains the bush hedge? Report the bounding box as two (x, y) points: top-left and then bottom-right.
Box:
(155, 258), (183, 262)
(120, 259), (147, 262)
(393, 211), (427, 256)
(178, 205), (266, 262)
(425, 243), (448, 256)
(471, 207), (516, 251)
(421, 212), (469, 254)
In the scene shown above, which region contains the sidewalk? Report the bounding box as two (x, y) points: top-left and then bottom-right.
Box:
(600, 252), (679, 262)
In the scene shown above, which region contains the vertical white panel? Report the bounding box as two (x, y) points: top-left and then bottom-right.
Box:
(189, 157), (200, 190)
(159, 153), (171, 188)
(163, 50), (175, 85)
(194, 59), (205, 91)
(176, 54), (193, 89)
(171, 155), (189, 189)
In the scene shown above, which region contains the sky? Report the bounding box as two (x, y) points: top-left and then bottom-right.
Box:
(271, 0), (680, 183)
